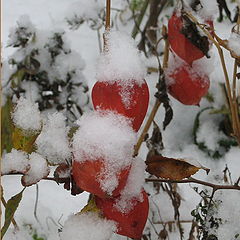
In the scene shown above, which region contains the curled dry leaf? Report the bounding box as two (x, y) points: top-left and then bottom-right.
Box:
(146, 155), (210, 180)
(54, 163), (84, 196)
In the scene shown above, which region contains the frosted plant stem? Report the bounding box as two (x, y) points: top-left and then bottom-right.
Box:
(103, 0), (111, 52)
(185, 12), (240, 145)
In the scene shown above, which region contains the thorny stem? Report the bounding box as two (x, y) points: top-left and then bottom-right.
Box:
(185, 12), (240, 145)
(145, 177), (240, 191)
(133, 27), (169, 157)
(1, 195), (19, 230)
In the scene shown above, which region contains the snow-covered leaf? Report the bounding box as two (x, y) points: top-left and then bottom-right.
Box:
(21, 153), (50, 187)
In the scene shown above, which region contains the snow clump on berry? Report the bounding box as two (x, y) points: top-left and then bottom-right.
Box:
(115, 157), (146, 213)
(96, 31), (146, 85)
(72, 110), (137, 194)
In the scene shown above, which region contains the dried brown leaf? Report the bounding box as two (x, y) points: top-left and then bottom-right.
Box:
(146, 155), (209, 180)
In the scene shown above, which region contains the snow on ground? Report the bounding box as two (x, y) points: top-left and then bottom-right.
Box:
(2, 0), (240, 240)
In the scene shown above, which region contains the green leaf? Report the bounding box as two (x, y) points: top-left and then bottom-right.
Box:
(9, 69), (26, 88)
(1, 189), (25, 237)
(1, 97), (14, 153)
(32, 233), (45, 240)
(193, 107), (213, 144)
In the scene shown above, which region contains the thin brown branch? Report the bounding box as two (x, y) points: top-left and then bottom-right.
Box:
(133, 100), (161, 156)
(4, 173), (240, 193)
(153, 220), (193, 224)
(146, 177), (240, 191)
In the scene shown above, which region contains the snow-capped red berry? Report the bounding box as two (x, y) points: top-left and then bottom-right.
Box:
(95, 189), (149, 239)
(166, 64), (210, 105)
(72, 111), (137, 198)
(72, 159), (130, 198)
(168, 12), (213, 65)
(92, 80), (149, 132)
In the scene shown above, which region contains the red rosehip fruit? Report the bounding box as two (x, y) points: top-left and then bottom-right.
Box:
(72, 159), (130, 198)
(168, 12), (213, 65)
(167, 64), (210, 105)
(95, 189), (149, 239)
(92, 80), (149, 132)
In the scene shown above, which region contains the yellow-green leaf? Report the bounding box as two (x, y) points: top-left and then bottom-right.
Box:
(80, 196), (100, 215)
(12, 127), (39, 153)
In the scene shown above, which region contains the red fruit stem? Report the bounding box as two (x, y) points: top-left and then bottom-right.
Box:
(105, 0), (111, 31)
(185, 11), (240, 145)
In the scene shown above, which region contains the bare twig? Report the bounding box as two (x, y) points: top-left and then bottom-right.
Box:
(4, 173), (240, 192)
(146, 177), (240, 191)
(153, 219), (193, 224)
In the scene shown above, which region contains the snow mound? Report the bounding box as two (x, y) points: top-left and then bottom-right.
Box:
(36, 112), (71, 164)
(228, 32), (240, 57)
(12, 97), (42, 132)
(2, 149), (29, 175)
(60, 212), (116, 240)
